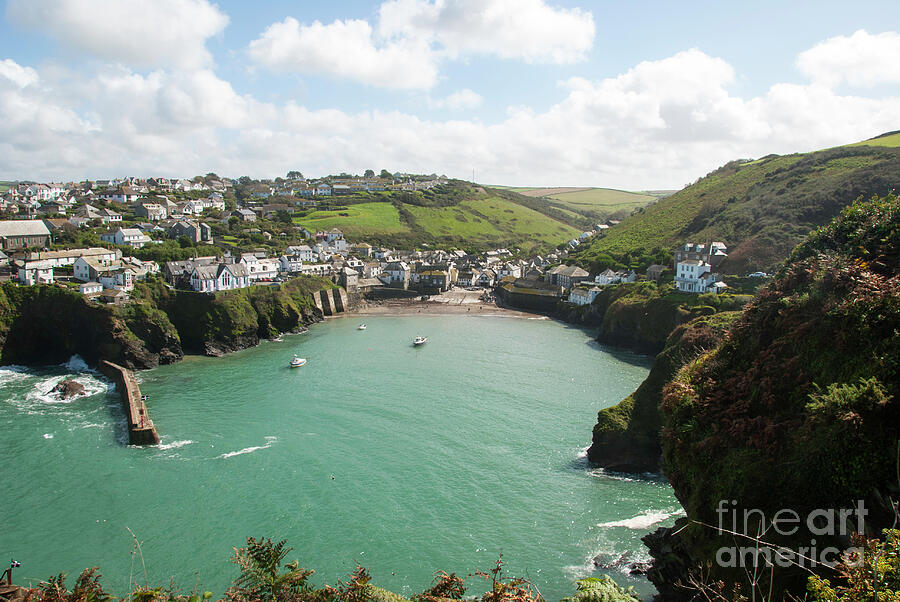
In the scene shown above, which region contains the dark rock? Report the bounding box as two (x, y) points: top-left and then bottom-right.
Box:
(52, 378), (85, 398)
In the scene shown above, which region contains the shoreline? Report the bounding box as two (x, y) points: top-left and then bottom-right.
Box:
(340, 296), (547, 319)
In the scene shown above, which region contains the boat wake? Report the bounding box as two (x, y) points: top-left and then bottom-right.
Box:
(217, 436), (278, 459)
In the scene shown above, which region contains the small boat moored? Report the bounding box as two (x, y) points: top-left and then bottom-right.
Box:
(290, 354), (307, 368)
(358, 324), (367, 330)
(413, 336), (427, 346)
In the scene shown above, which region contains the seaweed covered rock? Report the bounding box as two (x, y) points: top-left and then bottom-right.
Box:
(588, 311), (738, 472)
(653, 194), (900, 598)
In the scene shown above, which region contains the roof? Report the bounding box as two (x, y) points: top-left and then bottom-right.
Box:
(0, 220), (51, 237)
(556, 265), (590, 277)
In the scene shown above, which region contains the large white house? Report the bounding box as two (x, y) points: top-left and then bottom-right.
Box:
(674, 259), (727, 293)
(568, 286), (602, 306)
(190, 262), (251, 292)
(100, 227), (151, 248)
(17, 260), (54, 285)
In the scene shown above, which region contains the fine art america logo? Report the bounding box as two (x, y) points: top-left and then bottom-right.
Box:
(713, 499), (867, 569)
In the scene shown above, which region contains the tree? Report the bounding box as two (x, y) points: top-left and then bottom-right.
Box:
(380, 169), (391, 179)
(286, 171), (303, 180)
(364, 169), (375, 178)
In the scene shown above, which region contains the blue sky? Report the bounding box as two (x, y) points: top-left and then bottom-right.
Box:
(1, 0), (898, 188)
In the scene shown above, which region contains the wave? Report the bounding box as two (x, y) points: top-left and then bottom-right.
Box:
(596, 508), (684, 530)
(62, 355), (92, 373)
(576, 446), (589, 460)
(0, 365), (32, 388)
(158, 439), (194, 450)
(43, 433), (54, 439)
(217, 436), (278, 459)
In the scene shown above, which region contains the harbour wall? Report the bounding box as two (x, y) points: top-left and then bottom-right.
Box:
(99, 360), (160, 445)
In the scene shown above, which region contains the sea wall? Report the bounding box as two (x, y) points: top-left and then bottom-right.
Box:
(99, 360), (160, 445)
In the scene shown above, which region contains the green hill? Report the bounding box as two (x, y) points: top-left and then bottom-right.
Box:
(294, 181), (582, 252)
(506, 186), (663, 222)
(570, 138), (900, 273)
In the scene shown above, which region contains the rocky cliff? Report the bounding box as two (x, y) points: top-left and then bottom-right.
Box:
(587, 311), (738, 473)
(0, 282), (181, 369)
(0, 276), (336, 369)
(647, 194), (900, 599)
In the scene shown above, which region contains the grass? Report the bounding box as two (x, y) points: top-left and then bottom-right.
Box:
(514, 187), (658, 220)
(406, 196), (580, 249)
(0, 182), (12, 194)
(848, 130), (900, 148)
(294, 202), (411, 238)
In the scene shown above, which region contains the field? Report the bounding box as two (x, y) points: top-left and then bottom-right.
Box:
(849, 131), (900, 148)
(0, 182), (11, 194)
(512, 187), (660, 220)
(406, 196), (580, 249)
(294, 202), (411, 238)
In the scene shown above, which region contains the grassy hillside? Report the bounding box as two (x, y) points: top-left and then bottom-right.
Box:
(0, 181), (12, 193)
(294, 202), (411, 239)
(294, 181), (581, 252)
(511, 186), (661, 222)
(848, 129), (900, 147)
(570, 142), (900, 273)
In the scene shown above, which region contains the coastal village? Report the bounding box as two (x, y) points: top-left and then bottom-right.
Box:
(0, 174), (731, 308)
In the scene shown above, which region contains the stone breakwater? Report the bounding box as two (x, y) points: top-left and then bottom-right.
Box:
(99, 360), (160, 445)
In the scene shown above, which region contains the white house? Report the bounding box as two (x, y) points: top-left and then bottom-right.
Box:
(17, 260), (54, 285)
(568, 286), (602, 306)
(674, 259), (726, 293)
(380, 260), (411, 288)
(100, 227), (151, 248)
(79, 281), (103, 296)
(190, 262), (251, 292)
(285, 245), (314, 262)
(22, 247), (120, 268)
(594, 268), (619, 286)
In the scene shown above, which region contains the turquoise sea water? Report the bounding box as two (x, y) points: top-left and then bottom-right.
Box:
(0, 315), (681, 600)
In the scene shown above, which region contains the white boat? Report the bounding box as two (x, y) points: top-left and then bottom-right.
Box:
(290, 354), (307, 368)
(413, 336), (427, 346)
(358, 324), (367, 330)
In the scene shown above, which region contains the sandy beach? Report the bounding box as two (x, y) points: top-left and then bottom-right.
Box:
(341, 288), (545, 318)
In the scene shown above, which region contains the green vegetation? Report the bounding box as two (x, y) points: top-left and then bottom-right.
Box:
(294, 202), (411, 239)
(517, 187), (658, 220)
(848, 129), (900, 148)
(588, 310), (739, 472)
(0, 181), (12, 193)
(292, 182), (581, 252)
(652, 193), (900, 598)
(570, 143), (900, 273)
(19, 537), (642, 602)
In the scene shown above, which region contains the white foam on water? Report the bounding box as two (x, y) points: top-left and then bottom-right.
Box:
(25, 374), (108, 406)
(158, 439), (194, 450)
(596, 508), (684, 530)
(576, 446), (589, 460)
(43, 433), (53, 439)
(62, 355), (92, 372)
(0, 365), (32, 387)
(217, 436), (278, 459)
(586, 467), (637, 482)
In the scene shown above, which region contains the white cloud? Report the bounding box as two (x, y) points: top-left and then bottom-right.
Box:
(247, 17), (437, 89)
(2, 43), (900, 189)
(6, 0), (229, 69)
(0, 58), (38, 88)
(797, 30), (900, 88)
(378, 0), (595, 63)
(248, 0), (594, 88)
(428, 89), (483, 110)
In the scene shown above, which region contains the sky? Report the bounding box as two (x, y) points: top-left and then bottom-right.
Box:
(1, 0), (899, 189)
